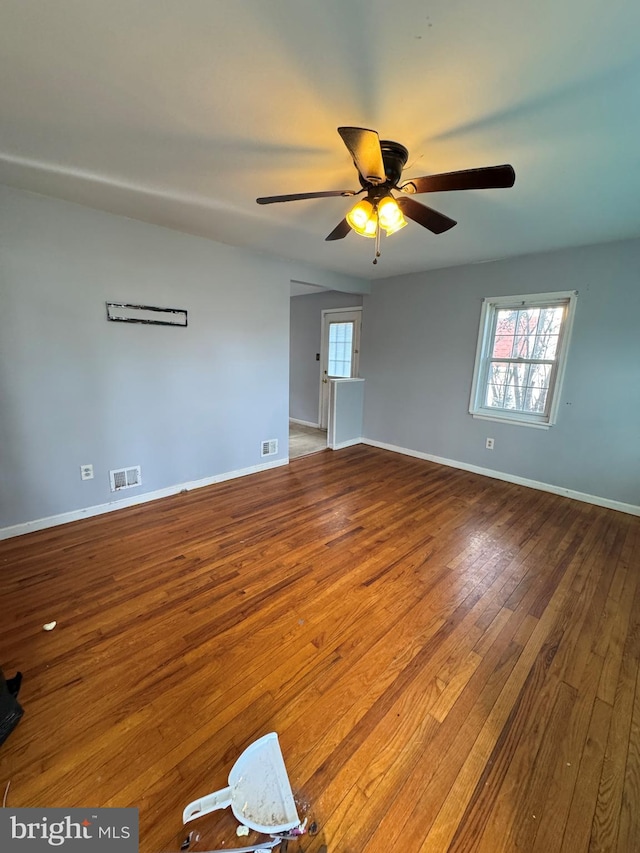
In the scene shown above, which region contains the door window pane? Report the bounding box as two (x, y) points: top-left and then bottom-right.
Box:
(328, 322), (354, 377)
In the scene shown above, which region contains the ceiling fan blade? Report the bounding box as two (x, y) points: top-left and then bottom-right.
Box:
(400, 164), (516, 195)
(325, 218), (351, 241)
(256, 189), (356, 204)
(397, 196), (457, 235)
(338, 127), (386, 185)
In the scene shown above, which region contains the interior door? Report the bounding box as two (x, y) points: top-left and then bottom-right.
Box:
(319, 308), (362, 429)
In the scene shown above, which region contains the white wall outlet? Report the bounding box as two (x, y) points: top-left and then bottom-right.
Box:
(80, 464), (94, 480)
(485, 438), (495, 450)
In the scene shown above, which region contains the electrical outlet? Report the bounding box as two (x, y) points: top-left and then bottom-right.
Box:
(80, 464), (94, 480)
(485, 438), (495, 450)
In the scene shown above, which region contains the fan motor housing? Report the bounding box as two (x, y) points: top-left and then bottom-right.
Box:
(359, 140), (409, 189)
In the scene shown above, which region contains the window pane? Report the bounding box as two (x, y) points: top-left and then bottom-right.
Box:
(506, 363), (527, 410)
(528, 363), (552, 390)
(524, 387), (548, 413)
(532, 333), (559, 359)
(492, 335), (515, 357)
(488, 362), (509, 384)
(517, 308), (540, 332)
(505, 362), (530, 388)
(502, 388), (519, 410)
(496, 309), (517, 335)
(537, 306), (564, 336)
(328, 322), (353, 377)
(513, 309), (539, 357)
(485, 384), (505, 408)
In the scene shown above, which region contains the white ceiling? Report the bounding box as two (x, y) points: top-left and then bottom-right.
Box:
(2, 0), (640, 282)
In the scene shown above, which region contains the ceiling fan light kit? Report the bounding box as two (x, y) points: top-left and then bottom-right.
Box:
(346, 198), (377, 237)
(377, 196), (408, 235)
(256, 127), (515, 265)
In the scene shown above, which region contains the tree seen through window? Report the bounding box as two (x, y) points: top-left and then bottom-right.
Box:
(485, 306), (564, 415)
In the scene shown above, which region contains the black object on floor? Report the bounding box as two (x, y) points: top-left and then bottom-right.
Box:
(6, 671), (22, 697)
(0, 669), (24, 747)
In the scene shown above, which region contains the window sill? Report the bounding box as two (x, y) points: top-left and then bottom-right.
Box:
(470, 411), (553, 430)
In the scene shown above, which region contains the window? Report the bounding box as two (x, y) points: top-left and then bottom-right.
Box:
(469, 291), (577, 428)
(328, 321), (354, 377)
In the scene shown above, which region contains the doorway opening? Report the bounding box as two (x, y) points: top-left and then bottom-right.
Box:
(289, 422), (327, 459)
(319, 308), (362, 429)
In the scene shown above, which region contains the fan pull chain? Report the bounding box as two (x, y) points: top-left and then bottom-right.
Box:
(373, 214), (381, 264)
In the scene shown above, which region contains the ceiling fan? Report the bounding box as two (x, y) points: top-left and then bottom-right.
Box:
(256, 127), (515, 263)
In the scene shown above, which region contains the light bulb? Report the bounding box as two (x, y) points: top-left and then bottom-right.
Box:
(363, 217), (377, 237)
(346, 199), (378, 238)
(378, 196), (407, 235)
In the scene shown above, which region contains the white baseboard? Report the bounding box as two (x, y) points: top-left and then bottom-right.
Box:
(363, 439), (640, 517)
(289, 417), (322, 428)
(329, 437), (363, 451)
(5, 441), (636, 540)
(0, 458), (289, 540)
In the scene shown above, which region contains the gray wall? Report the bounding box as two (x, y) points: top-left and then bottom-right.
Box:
(330, 379), (364, 448)
(0, 186), (365, 529)
(361, 238), (640, 507)
(289, 290), (363, 424)
(3, 183), (638, 530)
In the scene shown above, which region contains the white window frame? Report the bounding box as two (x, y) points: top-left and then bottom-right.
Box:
(469, 290), (578, 429)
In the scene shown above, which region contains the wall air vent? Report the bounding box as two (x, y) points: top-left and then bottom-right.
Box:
(110, 465), (142, 492)
(261, 439), (278, 457)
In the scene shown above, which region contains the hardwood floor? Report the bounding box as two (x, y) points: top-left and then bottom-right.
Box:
(0, 446), (638, 852)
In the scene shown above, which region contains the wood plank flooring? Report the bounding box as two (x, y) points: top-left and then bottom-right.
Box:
(0, 446), (638, 852)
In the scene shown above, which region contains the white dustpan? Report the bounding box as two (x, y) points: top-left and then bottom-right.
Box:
(183, 733), (300, 835)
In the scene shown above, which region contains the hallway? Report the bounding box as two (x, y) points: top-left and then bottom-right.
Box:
(289, 421), (327, 459)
